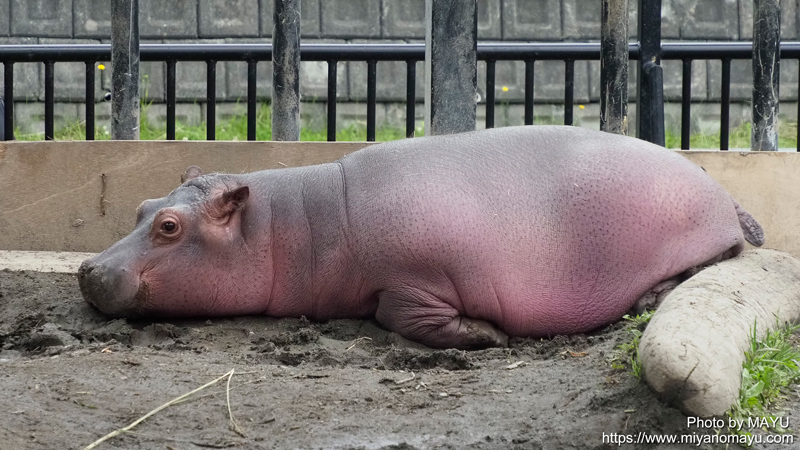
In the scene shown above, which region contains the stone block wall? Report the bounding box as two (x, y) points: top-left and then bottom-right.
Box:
(1, 0), (799, 135)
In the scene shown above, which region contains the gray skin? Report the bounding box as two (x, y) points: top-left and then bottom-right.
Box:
(78, 126), (765, 349)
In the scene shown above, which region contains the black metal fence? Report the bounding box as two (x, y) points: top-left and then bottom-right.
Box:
(3, 41), (800, 149)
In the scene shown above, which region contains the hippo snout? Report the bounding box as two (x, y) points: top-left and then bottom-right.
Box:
(78, 258), (142, 317)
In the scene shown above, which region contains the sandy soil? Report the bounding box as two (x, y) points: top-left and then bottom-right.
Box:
(1, 269), (797, 450)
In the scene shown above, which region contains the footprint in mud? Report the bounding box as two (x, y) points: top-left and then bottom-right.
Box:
(23, 322), (80, 349)
(379, 347), (475, 371)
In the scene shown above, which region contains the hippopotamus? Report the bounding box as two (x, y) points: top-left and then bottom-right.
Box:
(78, 126), (764, 349)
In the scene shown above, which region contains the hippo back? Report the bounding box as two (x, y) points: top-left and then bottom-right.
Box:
(338, 126), (744, 337)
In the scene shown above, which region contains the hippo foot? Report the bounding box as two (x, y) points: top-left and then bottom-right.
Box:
(456, 317), (510, 349)
(375, 290), (509, 350)
(630, 277), (682, 315)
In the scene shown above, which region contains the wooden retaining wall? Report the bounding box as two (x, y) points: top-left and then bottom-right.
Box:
(0, 140), (797, 257)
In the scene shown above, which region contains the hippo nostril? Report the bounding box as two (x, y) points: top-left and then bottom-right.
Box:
(77, 262), (94, 281)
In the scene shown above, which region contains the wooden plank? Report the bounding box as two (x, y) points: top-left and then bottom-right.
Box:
(0, 140), (371, 252)
(682, 151), (800, 259)
(1, 141), (799, 258)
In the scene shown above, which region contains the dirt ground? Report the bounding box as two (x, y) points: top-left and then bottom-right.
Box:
(1, 270), (798, 450)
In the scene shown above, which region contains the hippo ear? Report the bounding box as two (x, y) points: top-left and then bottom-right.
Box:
(181, 165), (203, 183)
(207, 186), (250, 220)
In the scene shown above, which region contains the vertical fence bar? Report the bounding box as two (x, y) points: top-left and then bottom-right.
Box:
(564, 59), (574, 126)
(406, 60), (416, 138)
(327, 60), (337, 141)
(3, 62), (13, 140)
(367, 60), (377, 141)
(600, 0), (629, 134)
(642, 61), (665, 146)
(681, 60), (691, 149)
(272, 0), (301, 141)
(524, 60), (534, 125)
(111, 0), (140, 139)
(85, 61), (95, 140)
(720, 58), (731, 150)
(751, 0), (781, 151)
(247, 60), (257, 141)
(425, 0), (477, 135)
(485, 60), (496, 129)
(637, 0), (663, 143)
(166, 60), (176, 140)
(44, 61), (54, 141)
(207, 60), (216, 140)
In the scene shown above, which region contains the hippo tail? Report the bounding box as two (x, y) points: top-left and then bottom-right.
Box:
(733, 198), (765, 247)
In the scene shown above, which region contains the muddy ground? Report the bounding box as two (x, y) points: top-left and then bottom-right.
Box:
(1, 270), (797, 450)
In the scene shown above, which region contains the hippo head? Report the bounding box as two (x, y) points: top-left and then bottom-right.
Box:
(78, 170), (270, 318)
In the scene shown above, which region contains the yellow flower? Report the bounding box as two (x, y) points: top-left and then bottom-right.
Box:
(579, 104), (585, 109)
(98, 64), (105, 70)
(502, 86), (509, 92)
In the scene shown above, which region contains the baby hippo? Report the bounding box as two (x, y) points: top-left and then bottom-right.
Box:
(78, 126), (764, 349)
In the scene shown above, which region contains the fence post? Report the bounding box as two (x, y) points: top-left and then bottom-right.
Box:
(0, 98), (4, 140)
(751, 0), (781, 152)
(424, 0), (477, 136)
(272, 0), (301, 141)
(636, 0), (664, 145)
(111, 0), (140, 140)
(600, 0), (628, 135)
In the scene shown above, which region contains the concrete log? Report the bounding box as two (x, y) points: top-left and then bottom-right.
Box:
(640, 249), (800, 417)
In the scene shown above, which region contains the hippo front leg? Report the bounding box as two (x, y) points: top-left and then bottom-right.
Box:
(375, 290), (509, 349)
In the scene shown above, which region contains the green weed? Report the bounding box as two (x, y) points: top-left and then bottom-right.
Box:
(727, 320), (800, 438)
(609, 310), (655, 379)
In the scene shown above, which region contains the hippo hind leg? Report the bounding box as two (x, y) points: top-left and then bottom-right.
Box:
(375, 290), (509, 349)
(630, 277), (683, 315)
(682, 242), (744, 278)
(630, 242), (745, 315)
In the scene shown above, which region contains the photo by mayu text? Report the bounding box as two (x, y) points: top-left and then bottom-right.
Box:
(602, 417), (794, 446)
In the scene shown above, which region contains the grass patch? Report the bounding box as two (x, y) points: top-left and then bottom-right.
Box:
(13, 105), (800, 149)
(609, 310), (654, 379)
(727, 320), (800, 438)
(14, 103), (417, 142)
(664, 121), (799, 149)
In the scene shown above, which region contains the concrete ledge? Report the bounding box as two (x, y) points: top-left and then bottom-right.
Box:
(0, 250), (94, 273)
(0, 140), (798, 258)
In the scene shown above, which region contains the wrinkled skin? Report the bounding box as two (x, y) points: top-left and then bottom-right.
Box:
(79, 126), (765, 349)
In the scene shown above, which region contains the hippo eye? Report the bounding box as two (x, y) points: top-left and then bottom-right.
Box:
(161, 221), (177, 234)
(151, 214), (182, 242)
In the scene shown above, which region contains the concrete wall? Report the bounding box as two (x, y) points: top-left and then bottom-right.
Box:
(1, 140), (798, 259)
(3, 0), (800, 135)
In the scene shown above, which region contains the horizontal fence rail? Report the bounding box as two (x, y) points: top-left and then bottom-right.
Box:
(3, 42), (800, 149)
